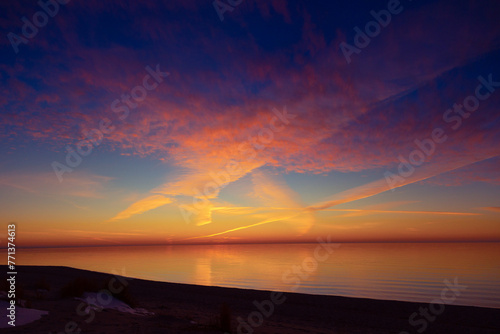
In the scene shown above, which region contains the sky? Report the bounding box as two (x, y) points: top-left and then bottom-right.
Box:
(0, 0), (499, 248)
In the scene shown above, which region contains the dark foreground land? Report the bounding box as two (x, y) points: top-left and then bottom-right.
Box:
(2, 266), (500, 333)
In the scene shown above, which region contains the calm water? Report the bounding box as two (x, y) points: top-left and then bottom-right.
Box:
(11, 242), (500, 309)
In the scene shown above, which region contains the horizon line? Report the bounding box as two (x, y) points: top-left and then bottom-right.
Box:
(5, 239), (500, 250)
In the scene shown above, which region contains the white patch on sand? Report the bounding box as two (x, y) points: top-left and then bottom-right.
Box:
(76, 292), (154, 316)
(0, 300), (49, 328)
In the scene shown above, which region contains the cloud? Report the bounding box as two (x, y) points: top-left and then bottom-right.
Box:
(3, 1), (499, 177)
(480, 207), (500, 213)
(308, 155), (497, 212)
(420, 156), (500, 186)
(250, 171), (314, 234)
(326, 208), (480, 218)
(0, 172), (112, 198)
(107, 195), (172, 222)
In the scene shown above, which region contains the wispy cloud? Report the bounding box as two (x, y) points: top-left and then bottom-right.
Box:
(308, 155), (498, 212)
(107, 195), (172, 222)
(0, 172), (112, 198)
(480, 207), (500, 213)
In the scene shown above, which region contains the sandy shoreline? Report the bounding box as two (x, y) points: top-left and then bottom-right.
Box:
(2, 265), (499, 333)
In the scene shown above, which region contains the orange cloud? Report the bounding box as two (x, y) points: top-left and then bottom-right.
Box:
(108, 195), (172, 222)
(480, 207), (500, 213)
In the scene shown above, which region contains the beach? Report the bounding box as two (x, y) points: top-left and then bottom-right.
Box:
(1, 265), (499, 333)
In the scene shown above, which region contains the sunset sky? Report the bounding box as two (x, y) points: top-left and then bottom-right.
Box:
(0, 0), (499, 247)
